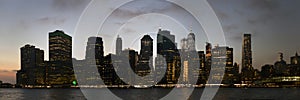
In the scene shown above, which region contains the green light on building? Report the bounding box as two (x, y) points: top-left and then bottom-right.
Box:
(72, 80), (77, 86)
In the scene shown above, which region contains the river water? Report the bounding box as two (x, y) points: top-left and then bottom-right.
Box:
(0, 88), (299, 100)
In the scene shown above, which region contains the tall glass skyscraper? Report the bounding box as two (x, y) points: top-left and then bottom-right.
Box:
(241, 33), (254, 84)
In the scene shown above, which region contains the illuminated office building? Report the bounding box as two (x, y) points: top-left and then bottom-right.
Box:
(156, 29), (180, 85)
(47, 30), (74, 86)
(17, 44), (45, 87)
(241, 33), (254, 84)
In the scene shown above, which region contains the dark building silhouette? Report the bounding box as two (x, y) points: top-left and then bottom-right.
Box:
(49, 30), (72, 62)
(291, 52), (300, 65)
(197, 51), (206, 84)
(260, 64), (274, 79)
(290, 52), (300, 76)
(205, 42), (212, 74)
(222, 47), (238, 85)
(274, 53), (288, 76)
(140, 35), (153, 61)
(241, 33), (254, 84)
(137, 35), (153, 76)
(233, 62), (241, 84)
(156, 29), (181, 85)
(116, 35), (122, 55)
(47, 30), (74, 86)
(17, 44), (45, 87)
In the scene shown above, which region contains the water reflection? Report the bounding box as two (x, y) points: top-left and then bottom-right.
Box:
(1, 88), (300, 100)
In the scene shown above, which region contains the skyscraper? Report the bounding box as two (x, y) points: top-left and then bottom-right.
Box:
(180, 38), (188, 52)
(85, 37), (104, 65)
(49, 30), (72, 62)
(205, 42), (212, 73)
(17, 44), (45, 87)
(241, 33), (254, 84)
(187, 32), (196, 51)
(197, 51), (206, 84)
(157, 29), (176, 53)
(116, 35), (122, 55)
(156, 29), (180, 85)
(140, 35), (153, 61)
(223, 47), (236, 85)
(47, 30), (74, 86)
(180, 32), (196, 52)
(136, 35), (153, 77)
(179, 31), (198, 84)
(210, 45), (227, 84)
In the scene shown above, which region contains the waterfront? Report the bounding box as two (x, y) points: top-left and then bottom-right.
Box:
(0, 88), (299, 100)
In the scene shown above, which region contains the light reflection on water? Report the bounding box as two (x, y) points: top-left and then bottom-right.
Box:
(0, 88), (299, 100)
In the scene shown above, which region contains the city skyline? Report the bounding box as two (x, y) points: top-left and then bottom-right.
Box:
(13, 28), (300, 88)
(1, 0), (300, 84)
(14, 28), (237, 88)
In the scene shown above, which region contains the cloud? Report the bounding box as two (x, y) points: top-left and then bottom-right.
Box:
(110, 0), (179, 19)
(250, 0), (280, 11)
(51, 0), (90, 11)
(37, 17), (66, 25)
(0, 70), (9, 73)
(215, 11), (229, 19)
(122, 27), (137, 34)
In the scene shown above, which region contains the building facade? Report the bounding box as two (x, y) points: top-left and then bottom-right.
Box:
(47, 30), (74, 86)
(241, 33), (254, 84)
(17, 44), (45, 87)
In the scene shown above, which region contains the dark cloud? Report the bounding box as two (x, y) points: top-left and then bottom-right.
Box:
(215, 11), (229, 19)
(52, 0), (90, 11)
(224, 25), (238, 32)
(0, 70), (9, 73)
(110, 0), (179, 19)
(37, 17), (66, 25)
(250, 0), (280, 11)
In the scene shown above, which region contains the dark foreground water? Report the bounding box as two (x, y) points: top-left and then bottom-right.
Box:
(0, 88), (299, 100)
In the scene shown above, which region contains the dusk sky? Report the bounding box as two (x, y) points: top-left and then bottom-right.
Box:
(1, 0), (300, 83)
